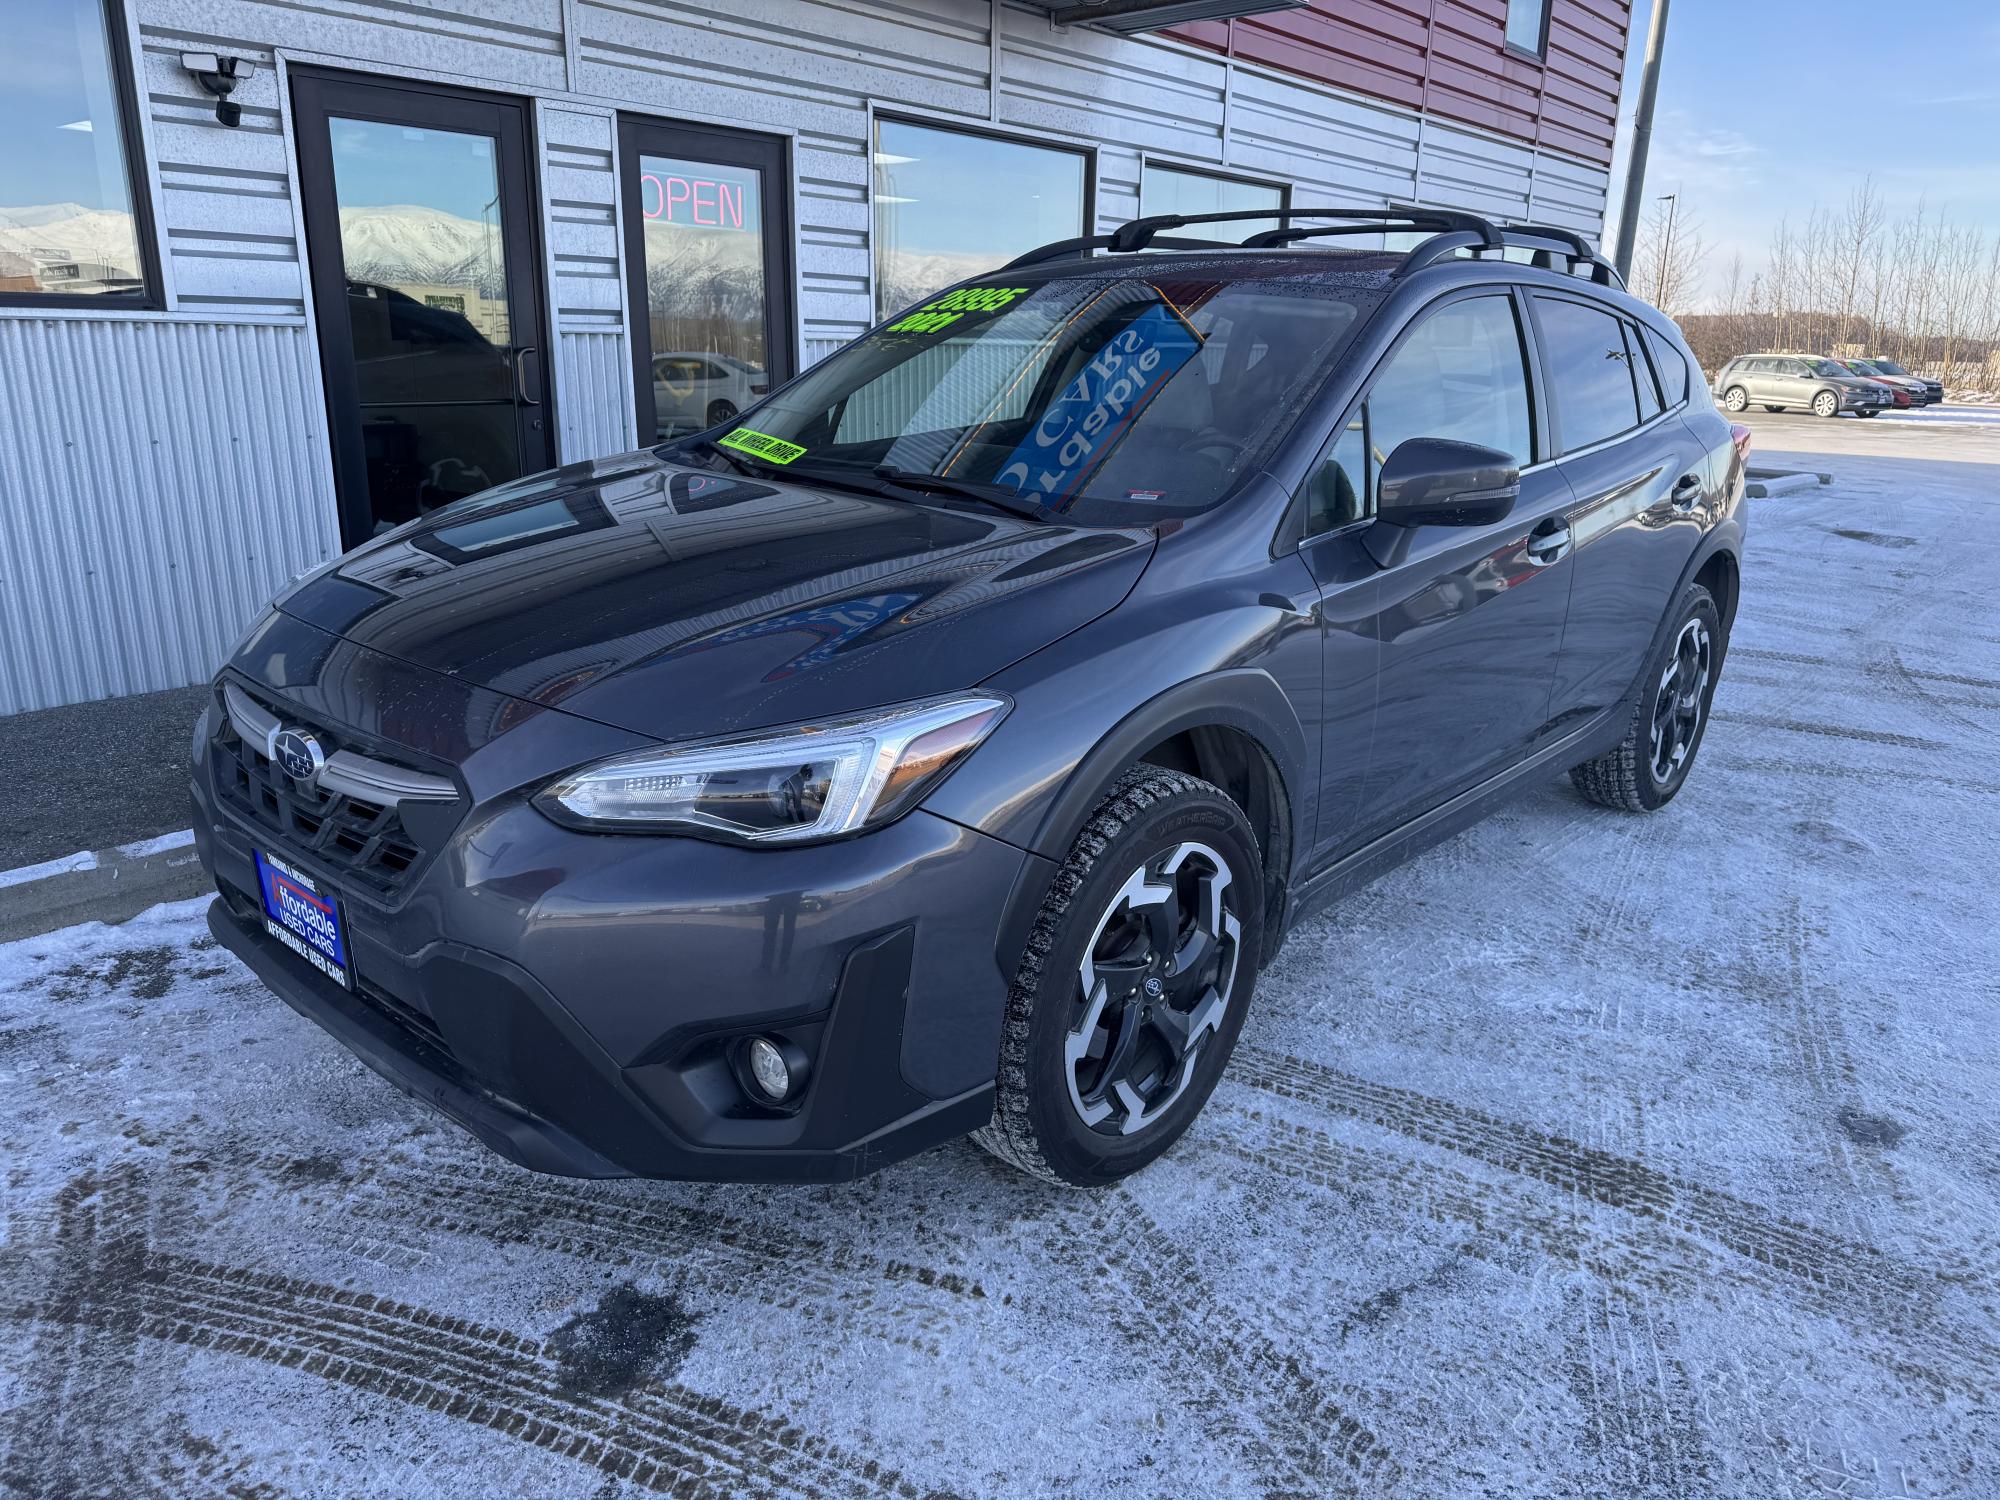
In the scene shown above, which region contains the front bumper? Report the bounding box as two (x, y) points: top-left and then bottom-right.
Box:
(194, 704), (1038, 1182)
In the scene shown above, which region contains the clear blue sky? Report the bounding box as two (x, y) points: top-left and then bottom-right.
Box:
(1605, 0), (2000, 302)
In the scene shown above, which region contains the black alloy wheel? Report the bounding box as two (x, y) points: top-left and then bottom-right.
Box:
(1065, 841), (1242, 1136)
(1649, 615), (1714, 787)
(975, 767), (1264, 1186)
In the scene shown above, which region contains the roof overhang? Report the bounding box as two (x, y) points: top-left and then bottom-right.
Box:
(1034, 0), (1308, 34)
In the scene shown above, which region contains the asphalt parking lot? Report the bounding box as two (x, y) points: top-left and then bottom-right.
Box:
(3, 412), (1998, 1498)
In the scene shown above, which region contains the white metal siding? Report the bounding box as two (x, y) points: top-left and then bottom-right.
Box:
(0, 317), (338, 715)
(0, 0), (1614, 713)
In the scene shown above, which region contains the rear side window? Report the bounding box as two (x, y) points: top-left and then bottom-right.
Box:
(1625, 323), (1663, 420)
(1642, 325), (1691, 403)
(1534, 295), (1642, 452)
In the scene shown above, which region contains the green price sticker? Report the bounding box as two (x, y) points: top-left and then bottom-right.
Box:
(718, 427), (807, 465)
(883, 284), (1031, 336)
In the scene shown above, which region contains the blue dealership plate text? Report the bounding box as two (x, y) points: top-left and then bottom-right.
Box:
(254, 849), (351, 989)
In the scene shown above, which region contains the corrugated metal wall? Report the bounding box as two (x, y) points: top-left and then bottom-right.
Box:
(0, 0), (1617, 714)
(0, 317), (338, 714)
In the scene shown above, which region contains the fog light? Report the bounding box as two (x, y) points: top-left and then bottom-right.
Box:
(746, 1037), (792, 1101)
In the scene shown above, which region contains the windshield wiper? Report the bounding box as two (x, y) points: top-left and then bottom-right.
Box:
(872, 467), (1048, 523)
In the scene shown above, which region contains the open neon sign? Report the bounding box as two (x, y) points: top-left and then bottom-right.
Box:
(640, 173), (751, 230)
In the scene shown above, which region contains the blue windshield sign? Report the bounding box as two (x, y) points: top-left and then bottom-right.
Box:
(996, 302), (1200, 509)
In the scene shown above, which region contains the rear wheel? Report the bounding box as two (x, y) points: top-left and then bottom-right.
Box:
(1570, 583), (1723, 813)
(1723, 386), (1749, 412)
(1812, 389), (1841, 418)
(974, 767), (1263, 1187)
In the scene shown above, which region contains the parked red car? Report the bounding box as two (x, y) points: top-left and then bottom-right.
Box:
(1834, 360), (1912, 406)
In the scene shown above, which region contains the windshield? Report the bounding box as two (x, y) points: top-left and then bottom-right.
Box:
(1808, 359), (1850, 377)
(671, 275), (1370, 524)
(1871, 358), (1912, 376)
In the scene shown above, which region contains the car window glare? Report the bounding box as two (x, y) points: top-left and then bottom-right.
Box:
(1367, 295), (1534, 474)
(699, 277), (1370, 525)
(1534, 296), (1642, 452)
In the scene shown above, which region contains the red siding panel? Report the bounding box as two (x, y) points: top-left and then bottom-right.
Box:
(1165, 0), (1631, 168)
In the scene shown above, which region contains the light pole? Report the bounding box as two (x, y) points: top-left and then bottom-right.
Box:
(1612, 0), (1672, 281)
(1654, 192), (1678, 307)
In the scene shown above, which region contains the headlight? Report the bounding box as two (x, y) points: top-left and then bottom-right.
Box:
(536, 693), (1009, 843)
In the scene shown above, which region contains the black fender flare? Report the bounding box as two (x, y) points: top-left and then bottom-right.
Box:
(993, 667), (1309, 971)
(1617, 526), (1743, 720)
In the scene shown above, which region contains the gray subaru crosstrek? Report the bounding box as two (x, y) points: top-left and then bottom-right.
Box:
(194, 206), (1746, 1188)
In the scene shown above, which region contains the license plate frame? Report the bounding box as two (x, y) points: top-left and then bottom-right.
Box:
(253, 848), (352, 990)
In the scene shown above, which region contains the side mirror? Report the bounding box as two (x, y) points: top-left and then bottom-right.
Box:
(1376, 437), (1521, 529)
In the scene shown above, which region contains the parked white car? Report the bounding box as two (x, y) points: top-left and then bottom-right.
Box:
(651, 352), (767, 436)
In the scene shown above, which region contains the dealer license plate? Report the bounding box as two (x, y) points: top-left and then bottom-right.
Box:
(254, 849), (351, 990)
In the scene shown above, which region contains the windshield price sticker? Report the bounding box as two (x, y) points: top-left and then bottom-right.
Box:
(718, 427), (808, 465)
(883, 285), (1030, 336)
(996, 303), (1200, 508)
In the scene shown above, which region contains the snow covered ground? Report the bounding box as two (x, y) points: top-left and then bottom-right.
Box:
(4, 434), (1998, 1498)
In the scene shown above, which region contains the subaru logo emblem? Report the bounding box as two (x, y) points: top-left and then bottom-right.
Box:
(271, 727), (326, 785)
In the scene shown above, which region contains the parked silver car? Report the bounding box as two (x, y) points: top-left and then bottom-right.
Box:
(649, 351), (769, 438)
(1711, 354), (1892, 418)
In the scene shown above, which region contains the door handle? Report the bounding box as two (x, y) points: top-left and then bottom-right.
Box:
(512, 345), (542, 407)
(1525, 519), (1571, 566)
(1670, 472), (1702, 509)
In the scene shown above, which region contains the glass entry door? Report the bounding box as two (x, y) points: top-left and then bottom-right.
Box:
(618, 119), (794, 444)
(293, 72), (555, 546)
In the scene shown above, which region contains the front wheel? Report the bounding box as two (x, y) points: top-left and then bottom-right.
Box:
(1570, 582), (1723, 813)
(974, 767), (1263, 1186)
(1723, 386), (1749, 412)
(1762, 404), (1783, 412)
(1812, 390), (1841, 418)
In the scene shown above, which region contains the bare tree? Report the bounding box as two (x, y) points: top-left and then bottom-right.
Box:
(1831, 176), (1885, 348)
(1630, 194), (1710, 317)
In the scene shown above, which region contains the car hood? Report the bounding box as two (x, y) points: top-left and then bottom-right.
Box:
(275, 451), (1155, 744)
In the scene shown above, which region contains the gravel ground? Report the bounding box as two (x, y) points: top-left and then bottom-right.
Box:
(4, 423), (1998, 1499)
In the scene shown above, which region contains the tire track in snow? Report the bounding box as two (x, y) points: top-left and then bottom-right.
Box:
(1227, 1046), (2000, 1389)
(1066, 1190), (1398, 1494)
(2, 1245), (946, 1500)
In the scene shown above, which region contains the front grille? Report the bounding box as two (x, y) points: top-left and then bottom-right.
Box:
(211, 685), (460, 899)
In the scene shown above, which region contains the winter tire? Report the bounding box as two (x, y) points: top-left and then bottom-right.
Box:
(1570, 582), (1724, 813)
(973, 766), (1263, 1187)
(1723, 386), (1749, 412)
(1812, 389), (1840, 418)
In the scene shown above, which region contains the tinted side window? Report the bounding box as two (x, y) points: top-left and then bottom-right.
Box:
(1535, 296), (1641, 452)
(1642, 325), (1690, 402)
(1625, 322), (1663, 420)
(1306, 412), (1369, 534)
(1370, 295), (1534, 470)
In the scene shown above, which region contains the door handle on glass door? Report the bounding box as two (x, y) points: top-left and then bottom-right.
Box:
(1525, 519), (1571, 566)
(513, 346), (542, 407)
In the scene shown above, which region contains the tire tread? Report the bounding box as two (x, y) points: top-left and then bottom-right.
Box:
(972, 765), (1239, 1186)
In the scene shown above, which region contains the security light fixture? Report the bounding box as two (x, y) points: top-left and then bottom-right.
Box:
(182, 52), (254, 127)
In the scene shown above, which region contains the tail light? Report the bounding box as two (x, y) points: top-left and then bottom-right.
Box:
(1730, 423), (1753, 463)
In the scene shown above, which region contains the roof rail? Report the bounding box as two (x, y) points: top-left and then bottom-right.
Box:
(1001, 203), (1628, 290)
(1002, 204), (1498, 270)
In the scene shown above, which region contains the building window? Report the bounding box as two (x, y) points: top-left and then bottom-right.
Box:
(1141, 163), (1287, 242)
(0, 0), (154, 304)
(873, 119), (1086, 320)
(1504, 0), (1550, 56)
